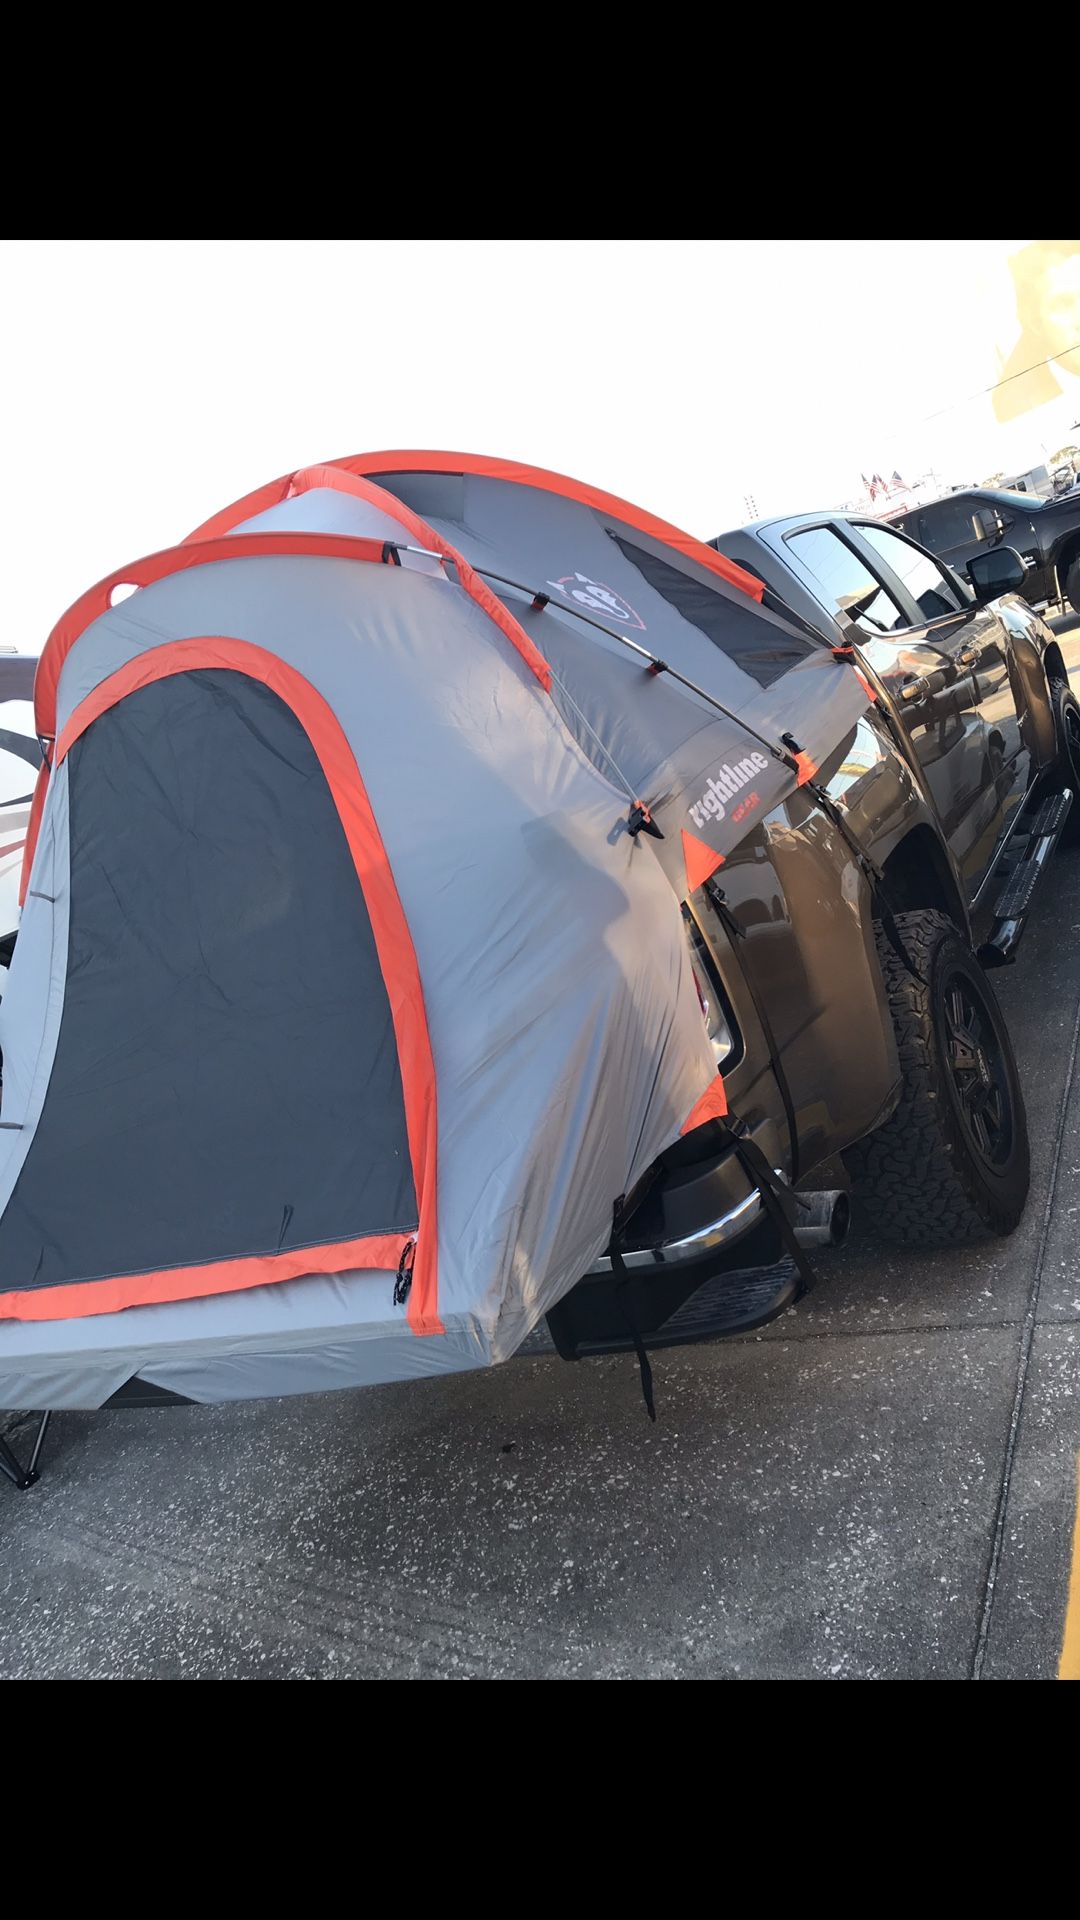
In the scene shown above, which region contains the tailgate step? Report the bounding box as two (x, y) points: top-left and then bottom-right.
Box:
(543, 1207), (788, 1360)
(651, 1257), (801, 1347)
(980, 787), (1073, 967)
(531, 1251), (803, 1365)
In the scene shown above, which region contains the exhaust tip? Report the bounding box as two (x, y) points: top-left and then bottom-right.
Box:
(829, 1190), (851, 1246)
(793, 1188), (850, 1249)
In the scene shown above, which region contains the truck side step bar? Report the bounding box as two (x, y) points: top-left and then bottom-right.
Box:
(980, 789), (1073, 968)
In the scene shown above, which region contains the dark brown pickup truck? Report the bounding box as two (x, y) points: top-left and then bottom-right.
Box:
(548, 512), (1080, 1363)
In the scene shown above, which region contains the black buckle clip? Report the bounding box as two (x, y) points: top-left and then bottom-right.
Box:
(393, 1236), (416, 1306)
(627, 802), (664, 840)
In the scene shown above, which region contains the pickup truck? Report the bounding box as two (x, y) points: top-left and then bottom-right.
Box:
(892, 486), (1080, 613)
(544, 509), (1080, 1366)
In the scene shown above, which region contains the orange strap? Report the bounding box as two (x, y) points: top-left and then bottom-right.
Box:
(184, 468), (553, 693)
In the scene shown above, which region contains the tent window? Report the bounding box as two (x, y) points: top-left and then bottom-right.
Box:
(0, 669), (417, 1298)
(611, 534), (816, 688)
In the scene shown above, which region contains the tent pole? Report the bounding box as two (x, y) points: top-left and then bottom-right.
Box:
(439, 552), (918, 968)
(434, 554), (800, 776)
(0, 1410), (51, 1490)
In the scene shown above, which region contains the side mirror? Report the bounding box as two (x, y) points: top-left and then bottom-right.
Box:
(967, 546), (1026, 603)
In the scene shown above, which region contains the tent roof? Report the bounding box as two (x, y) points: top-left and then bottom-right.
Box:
(185, 451), (764, 604)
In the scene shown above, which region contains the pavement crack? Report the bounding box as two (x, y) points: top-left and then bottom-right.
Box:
(733, 1316), (1026, 1344)
(971, 981), (1080, 1680)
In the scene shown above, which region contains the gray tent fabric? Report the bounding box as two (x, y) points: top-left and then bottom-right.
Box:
(229, 486), (443, 576)
(0, 453), (872, 1409)
(369, 468), (871, 884)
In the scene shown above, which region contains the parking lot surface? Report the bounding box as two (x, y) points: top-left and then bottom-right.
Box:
(2, 627), (1079, 1680)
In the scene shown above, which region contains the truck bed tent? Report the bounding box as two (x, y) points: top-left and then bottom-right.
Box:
(0, 454), (871, 1415)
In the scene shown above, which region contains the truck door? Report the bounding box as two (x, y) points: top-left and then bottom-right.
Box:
(966, 498), (1050, 605)
(914, 494), (1047, 603)
(851, 520), (1029, 880)
(779, 520), (1001, 898)
(692, 808), (902, 1182)
(904, 493), (987, 582)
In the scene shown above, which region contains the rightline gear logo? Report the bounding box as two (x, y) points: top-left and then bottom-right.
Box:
(546, 572), (646, 629)
(687, 752), (770, 829)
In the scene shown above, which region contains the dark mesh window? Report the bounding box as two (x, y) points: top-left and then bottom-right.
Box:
(0, 669), (416, 1297)
(612, 535), (815, 687)
(375, 470), (466, 523)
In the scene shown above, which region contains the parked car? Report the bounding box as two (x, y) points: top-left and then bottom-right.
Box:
(0, 654), (38, 997)
(890, 486), (1080, 613)
(545, 511), (1080, 1364)
(995, 465), (1052, 502)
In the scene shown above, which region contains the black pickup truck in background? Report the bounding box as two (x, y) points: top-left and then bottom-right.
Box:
(891, 487), (1080, 613)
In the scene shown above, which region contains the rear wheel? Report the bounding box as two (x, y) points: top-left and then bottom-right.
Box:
(1065, 556), (1080, 616)
(847, 910), (1029, 1246)
(1049, 671), (1080, 845)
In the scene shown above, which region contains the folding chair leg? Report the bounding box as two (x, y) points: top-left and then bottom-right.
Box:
(0, 1411), (51, 1490)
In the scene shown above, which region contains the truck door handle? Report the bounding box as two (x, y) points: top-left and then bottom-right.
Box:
(901, 666), (949, 702)
(954, 647), (978, 668)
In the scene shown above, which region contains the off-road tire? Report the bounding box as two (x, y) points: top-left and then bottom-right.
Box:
(1065, 556), (1080, 617)
(846, 910), (1029, 1246)
(1049, 671), (1080, 845)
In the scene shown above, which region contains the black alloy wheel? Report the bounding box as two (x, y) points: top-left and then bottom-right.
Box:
(939, 969), (1014, 1169)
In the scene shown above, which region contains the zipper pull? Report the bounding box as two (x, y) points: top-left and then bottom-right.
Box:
(393, 1234), (417, 1307)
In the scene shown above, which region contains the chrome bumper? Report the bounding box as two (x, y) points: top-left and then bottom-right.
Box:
(591, 1185), (762, 1272)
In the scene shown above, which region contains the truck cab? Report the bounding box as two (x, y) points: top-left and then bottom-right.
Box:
(892, 487), (1080, 615)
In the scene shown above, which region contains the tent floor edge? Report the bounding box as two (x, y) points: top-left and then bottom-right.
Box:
(0, 1410), (51, 1490)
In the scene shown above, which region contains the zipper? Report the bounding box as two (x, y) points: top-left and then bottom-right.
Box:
(393, 1233), (417, 1307)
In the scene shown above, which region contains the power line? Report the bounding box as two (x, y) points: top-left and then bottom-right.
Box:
(922, 340), (1080, 423)
(860, 341), (1080, 477)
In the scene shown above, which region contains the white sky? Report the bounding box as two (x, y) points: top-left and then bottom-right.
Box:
(3, 239), (1078, 656)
